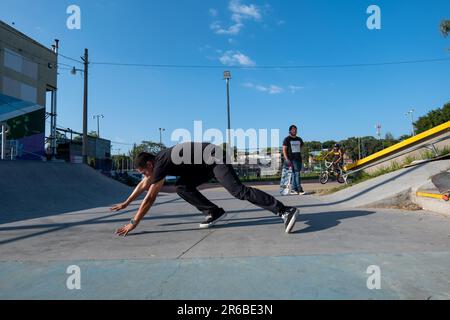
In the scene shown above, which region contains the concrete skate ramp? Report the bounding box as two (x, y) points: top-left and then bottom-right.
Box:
(432, 171), (450, 193)
(322, 160), (450, 208)
(0, 161), (133, 224)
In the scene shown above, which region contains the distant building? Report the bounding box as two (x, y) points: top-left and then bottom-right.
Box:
(235, 148), (282, 176)
(0, 20), (57, 160)
(56, 130), (112, 170)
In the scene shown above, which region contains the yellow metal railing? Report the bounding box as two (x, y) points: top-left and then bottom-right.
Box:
(344, 121), (450, 171)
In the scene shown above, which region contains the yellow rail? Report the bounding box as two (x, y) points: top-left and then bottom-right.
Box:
(344, 121), (450, 171)
(416, 191), (449, 201)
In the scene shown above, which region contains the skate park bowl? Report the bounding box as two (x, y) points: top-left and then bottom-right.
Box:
(0, 161), (134, 224)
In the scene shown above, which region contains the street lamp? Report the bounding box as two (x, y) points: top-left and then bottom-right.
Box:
(223, 71), (232, 160)
(158, 128), (165, 147)
(405, 109), (416, 136)
(93, 114), (104, 138)
(70, 48), (89, 164)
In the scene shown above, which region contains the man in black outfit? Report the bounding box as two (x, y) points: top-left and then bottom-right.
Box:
(282, 125), (305, 195)
(112, 142), (299, 236)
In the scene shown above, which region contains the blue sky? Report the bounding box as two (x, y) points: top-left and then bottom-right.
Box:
(1, 0), (449, 153)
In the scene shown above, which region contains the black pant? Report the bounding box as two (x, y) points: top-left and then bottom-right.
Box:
(175, 164), (285, 216)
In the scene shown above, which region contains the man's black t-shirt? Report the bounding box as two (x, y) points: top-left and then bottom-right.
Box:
(150, 142), (224, 184)
(282, 136), (304, 161)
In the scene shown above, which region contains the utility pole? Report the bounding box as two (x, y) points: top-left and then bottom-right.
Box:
(1, 123), (8, 160)
(159, 128), (165, 147)
(376, 123), (384, 149)
(50, 39), (59, 160)
(81, 49), (89, 164)
(223, 71), (232, 161)
(93, 114), (104, 138)
(358, 137), (361, 160)
(405, 109), (416, 136)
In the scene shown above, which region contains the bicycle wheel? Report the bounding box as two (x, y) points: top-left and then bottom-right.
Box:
(319, 171), (329, 184)
(337, 175), (345, 184)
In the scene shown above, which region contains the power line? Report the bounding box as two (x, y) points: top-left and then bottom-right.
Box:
(59, 52), (83, 64)
(90, 57), (450, 70)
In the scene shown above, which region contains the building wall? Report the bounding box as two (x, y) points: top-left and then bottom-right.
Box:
(0, 21), (57, 160)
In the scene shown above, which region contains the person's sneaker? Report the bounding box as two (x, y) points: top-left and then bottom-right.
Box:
(281, 206), (299, 233)
(298, 189), (306, 195)
(290, 190), (299, 195)
(199, 208), (227, 229)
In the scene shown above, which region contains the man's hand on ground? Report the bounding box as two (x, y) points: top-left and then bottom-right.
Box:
(110, 203), (127, 212)
(115, 223), (136, 237)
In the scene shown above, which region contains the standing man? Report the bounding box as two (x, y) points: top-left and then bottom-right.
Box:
(111, 142), (300, 236)
(282, 125), (305, 195)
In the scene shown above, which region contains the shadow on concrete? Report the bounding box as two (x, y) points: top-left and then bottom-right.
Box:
(0, 205), (375, 244)
(125, 209), (376, 235)
(0, 198), (194, 245)
(293, 210), (375, 234)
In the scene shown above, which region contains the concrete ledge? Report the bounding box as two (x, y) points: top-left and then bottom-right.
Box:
(412, 181), (450, 216)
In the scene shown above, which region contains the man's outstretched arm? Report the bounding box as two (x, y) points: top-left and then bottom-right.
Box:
(115, 178), (165, 236)
(110, 177), (152, 211)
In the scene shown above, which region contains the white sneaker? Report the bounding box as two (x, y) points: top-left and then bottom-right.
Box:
(199, 209), (227, 229)
(281, 207), (299, 233)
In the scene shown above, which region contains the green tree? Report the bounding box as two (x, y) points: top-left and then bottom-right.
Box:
(384, 132), (394, 141)
(440, 19), (450, 37)
(382, 132), (398, 149)
(340, 137), (359, 161)
(322, 140), (337, 150)
(128, 140), (166, 161)
(398, 134), (412, 141)
(414, 102), (450, 134)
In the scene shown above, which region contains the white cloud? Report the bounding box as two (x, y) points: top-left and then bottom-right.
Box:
(229, 0), (261, 21)
(243, 82), (284, 94)
(268, 85), (284, 94)
(243, 83), (304, 94)
(219, 50), (256, 67)
(210, 0), (262, 35)
(288, 85), (304, 93)
(211, 21), (243, 35)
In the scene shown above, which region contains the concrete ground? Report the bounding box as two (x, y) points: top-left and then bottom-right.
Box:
(1, 185), (449, 300)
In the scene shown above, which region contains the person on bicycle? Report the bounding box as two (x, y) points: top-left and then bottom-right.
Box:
(330, 143), (344, 177)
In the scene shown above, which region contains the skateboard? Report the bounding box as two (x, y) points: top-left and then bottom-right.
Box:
(279, 166), (293, 195)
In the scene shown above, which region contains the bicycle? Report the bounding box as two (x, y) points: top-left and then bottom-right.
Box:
(319, 160), (346, 184)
